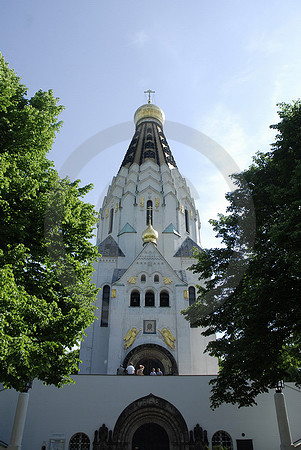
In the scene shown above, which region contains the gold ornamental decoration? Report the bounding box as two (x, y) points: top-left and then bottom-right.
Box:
(163, 277), (172, 285)
(155, 197), (160, 208)
(158, 328), (176, 349)
(111, 289), (116, 298)
(140, 197), (144, 207)
(184, 290), (188, 299)
(124, 327), (141, 349)
(127, 277), (137, 284)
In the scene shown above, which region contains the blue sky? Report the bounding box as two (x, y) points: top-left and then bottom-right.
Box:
(2, 0), (301, 247)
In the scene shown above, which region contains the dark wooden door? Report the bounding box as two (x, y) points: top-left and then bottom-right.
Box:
(132, 423), (169, 450)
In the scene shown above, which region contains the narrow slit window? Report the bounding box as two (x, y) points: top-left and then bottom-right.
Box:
(100, 285), (110, 327)
(146, 200), (153, 225)
(108, 208), (114, 234)
(189, 286), (197, 328)
(185, 209), (190, 233)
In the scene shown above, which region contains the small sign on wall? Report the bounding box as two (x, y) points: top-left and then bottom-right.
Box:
(49, 438), (65, 450)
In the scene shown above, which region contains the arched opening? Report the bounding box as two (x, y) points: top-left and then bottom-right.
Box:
(141, 274), (146, 283)
(130, 290), (140, 307)
(113, 394), (189, 450)
(132, 423), (169, 450)
(69, 432), (90, 450)
(212, 430), (233, 449)
(123, 344), (178, 375)
(145, 290), (155, 307)
(100, 285), (110, 327)
(160, 290), (169, 307)
(136, 357), (163, 376)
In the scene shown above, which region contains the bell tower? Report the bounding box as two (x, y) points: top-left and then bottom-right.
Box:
(79, 98), (218, 376)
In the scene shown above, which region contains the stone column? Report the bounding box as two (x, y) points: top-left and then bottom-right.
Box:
(7, 391), (30, 450)
(274, 391), (292, 450)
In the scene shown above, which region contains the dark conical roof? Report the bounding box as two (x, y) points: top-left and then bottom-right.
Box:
(173, 237), (202, 257)
(120, 103), (177, 169)
(98, 235), (125, 257)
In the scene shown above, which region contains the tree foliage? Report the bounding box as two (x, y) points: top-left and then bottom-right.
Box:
(0, 54), (98, 391)
(183, 100), (301, 408)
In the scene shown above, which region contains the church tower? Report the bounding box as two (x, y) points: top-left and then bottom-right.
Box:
(80, 99), (218, 376)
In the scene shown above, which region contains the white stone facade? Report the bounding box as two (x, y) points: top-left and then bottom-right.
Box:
(1, 377), (300, 449)
(79, 105), (218, 376)
(2, 104), (300, 450)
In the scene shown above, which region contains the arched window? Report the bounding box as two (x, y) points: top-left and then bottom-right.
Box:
(100, 285), (110, 327)
(141, 274), (146, 283)
(108, 208), (114, 234)
(160, 291), (169, 307)
(146, 200), (153, 225)
(189, 286), (197, 328)
(145, 290), (155, 307)
(185, 209), (190, 233)
(130, 290), (140, 307)
(188, 286), (196, 306)
(212, 430), (233, 450)
(154, 274), (159, 283)
(69, 432), (90, 450)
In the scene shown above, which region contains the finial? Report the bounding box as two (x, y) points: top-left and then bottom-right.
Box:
(142, 222), (158, 245)
(144, 89), (155, 104)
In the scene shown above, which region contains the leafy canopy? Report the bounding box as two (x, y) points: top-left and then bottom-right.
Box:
(0, 54), (98, 391)
(183, 100), (301, 408)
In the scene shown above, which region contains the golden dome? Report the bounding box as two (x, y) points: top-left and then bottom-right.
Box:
(142, 223), (159, 245)
(134, 103), (165, 127)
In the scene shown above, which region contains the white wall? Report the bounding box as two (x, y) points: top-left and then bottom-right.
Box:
(1, 376), (300, 450)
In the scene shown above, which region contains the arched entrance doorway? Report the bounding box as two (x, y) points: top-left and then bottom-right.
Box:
(123, 344), (178, 375)
(113, 393), (189, 450)
(132, 423), (169, 450)
(137, 357), (162, 375)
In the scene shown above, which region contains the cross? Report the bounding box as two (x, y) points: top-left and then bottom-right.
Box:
(144, 89), (155, 104)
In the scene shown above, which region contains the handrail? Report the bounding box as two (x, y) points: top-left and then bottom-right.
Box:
(292, 438), (301, 447)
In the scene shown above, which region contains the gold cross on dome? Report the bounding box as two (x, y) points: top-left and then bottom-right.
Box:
(144, 89), (155, 104)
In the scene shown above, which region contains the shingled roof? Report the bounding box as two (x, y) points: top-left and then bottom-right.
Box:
(98, 235), (125, 257)
(173, 237), (202, 257)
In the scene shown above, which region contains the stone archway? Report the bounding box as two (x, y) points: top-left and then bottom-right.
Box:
(113, 393), (189, 450)
(132, 423), (169, 450)
(123, 344), (178, 375)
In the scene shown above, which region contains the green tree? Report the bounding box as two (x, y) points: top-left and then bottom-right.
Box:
(183, 101), (301, 408)
(0, 54), (98, 392)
